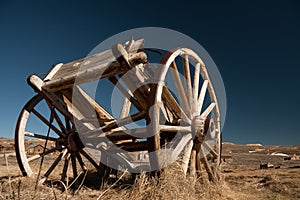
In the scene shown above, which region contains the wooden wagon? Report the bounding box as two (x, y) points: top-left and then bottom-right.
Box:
(15, 38), (221, 185)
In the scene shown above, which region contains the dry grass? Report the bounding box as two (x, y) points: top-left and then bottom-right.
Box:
(0, 161), (228, 200)
(1, 144), (300, 200)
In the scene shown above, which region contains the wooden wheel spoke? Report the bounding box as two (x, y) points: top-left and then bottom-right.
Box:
(24, 131), (58, 141)
(162, 86), (191, 124)
(71, 154), (78, 178)
(196, 80), (208, 115)
(79, 149), (99, 170)
(183, 55), (193, 112)
(65, 116), (71, 132)
(200, 102), (216, 118)
(196, 150), (202, 175)
(170, 61), (191, 117)
(52, 108), (68, 135)
(181, 140), (193, 175)
(31, 109), (64, 137)
(203, 141), (218, 158)
(75, 152), (87, 171)
(159, 125), (191, 133)
(45, 101), (67, 135)
(43, 151), (64, 178)
(200, 147), (214, 181)
(193, 63), (201, 113)
(27, 147), (62, 162)
(84, 111), (146, 137)
(189, 150), (196, 177)
(61, 157), (70, 182)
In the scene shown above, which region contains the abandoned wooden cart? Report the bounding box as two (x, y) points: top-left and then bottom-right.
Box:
(15, 38), (221, 184)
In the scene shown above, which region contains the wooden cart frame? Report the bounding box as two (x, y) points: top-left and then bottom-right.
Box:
(15, 38), (221, 184)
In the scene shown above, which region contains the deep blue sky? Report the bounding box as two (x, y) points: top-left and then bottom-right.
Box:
(0, 1), (299, 145)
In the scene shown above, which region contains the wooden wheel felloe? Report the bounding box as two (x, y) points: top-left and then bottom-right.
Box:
(15, 94), (97, 183)
(148, 47), (221, 181)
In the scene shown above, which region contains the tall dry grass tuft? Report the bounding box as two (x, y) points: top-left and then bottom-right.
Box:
(1, 154), (228, 200)
(119, 162), (226, 200)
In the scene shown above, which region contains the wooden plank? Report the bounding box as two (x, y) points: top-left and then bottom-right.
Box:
(42, 51), (147, 92)
(119, 96), (131, 119)
(47, 39), (144, 81)
(44, 63), (63, 81)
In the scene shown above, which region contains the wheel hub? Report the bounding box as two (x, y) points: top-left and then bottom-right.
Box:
(67, 132), (84, 152)
(192, 115), (206, 143)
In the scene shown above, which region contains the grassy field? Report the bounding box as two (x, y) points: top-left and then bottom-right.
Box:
(1, 143), (300, 199)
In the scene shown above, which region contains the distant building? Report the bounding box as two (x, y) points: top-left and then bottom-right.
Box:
(27, 144), (49, 155)
(0, 143), (14, 152)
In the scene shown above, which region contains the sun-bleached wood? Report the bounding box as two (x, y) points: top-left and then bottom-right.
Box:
(119, 96), (131, 119)
(183, 55), (193, 116)
(170, 61), (191, 116)
(200, 102), (216, 118)
(17, 40), (221, 184)
(148, 47), (221, 182)
(181, 140), (193, 175)
(189, 150), (196, 178)
(192, 63), (200, 115)
(196, 80), (208, 115)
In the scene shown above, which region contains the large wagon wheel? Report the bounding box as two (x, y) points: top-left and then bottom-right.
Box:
(15, 94), (99, 184)
(148, 48), (221, 181)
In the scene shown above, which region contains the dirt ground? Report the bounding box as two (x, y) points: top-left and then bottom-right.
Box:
(1, 143), (300, 199)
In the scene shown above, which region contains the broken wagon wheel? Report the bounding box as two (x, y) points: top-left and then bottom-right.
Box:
(147, 47), (221, 182)
(15, 94), (99, 184)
